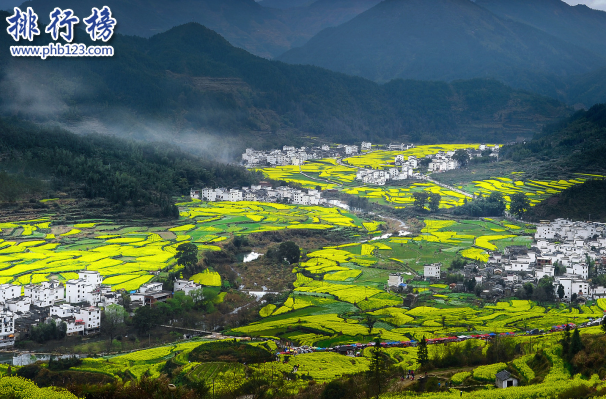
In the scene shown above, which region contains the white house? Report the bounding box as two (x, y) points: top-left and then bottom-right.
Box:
(65, 280), (100, 305)
(79, 306), (101, 334)
(79, 270), (103, 286)
(51, 304), (78, 318)
(174, 279), (203, 296)
(555, 277), (589, 300)
(407, 156), (418, 168)
(0, 310), (15, 347)
(424, 264), (441, 279)
(388, 273), (405, 288)
(361, 142), (372, 151)
(495, 370), (518, 388)
(138, 282), (163, 294)
(344, 145), (358, 155)
(567, 263), (588, 279)
(0, 284), (21, 303)
(24, 281), (65, 307)
(5, 297), (30, 313)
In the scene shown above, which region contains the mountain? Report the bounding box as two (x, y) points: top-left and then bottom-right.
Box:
(476, 0), (606, 59)
(18, 0), (380, 58)
(258, 0), (316, 9)
(280, 0), (384, 48)
(526, 179), (606, 222)
(0, 1), (20, 10)
(19, 0), (295, 58)
(501, 103), (606, 222)
(278, 0), (606, 90)
(502, 103), (606, 175)
(0, 117), (258, 215)
(565, 67), (606, 108)
(0, 14), (571, 146)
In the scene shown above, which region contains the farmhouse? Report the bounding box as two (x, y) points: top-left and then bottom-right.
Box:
(423, 263), (441, 279)
(495, 370), (518, 388)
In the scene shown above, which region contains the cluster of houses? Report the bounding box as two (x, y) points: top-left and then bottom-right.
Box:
(190, 185), (326, 206)
(355, 145), (500, 185)
(388, 219), (606, 303)
(242, 144), (365, 167)
(0, 270), (205, 347)
(241, 142), (422, 167)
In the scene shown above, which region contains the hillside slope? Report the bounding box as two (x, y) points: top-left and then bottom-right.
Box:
(17, 0), (379, 58)
(526, 179), (606, 222)
(0, 16), (571, 146)
(502, 103), (606, 175)
(476, 0), (606, 58)
(278, 0), (605, 89)
(0, 118), (258, 213)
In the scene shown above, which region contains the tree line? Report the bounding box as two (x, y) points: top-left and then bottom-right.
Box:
(0, 118), (260, 215)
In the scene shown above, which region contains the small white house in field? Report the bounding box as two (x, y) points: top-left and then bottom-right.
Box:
(495, 370), (518, 388)
(423, 263), (441, 279)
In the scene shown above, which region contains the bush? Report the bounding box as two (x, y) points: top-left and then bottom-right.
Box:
(188, 340), (273, 364)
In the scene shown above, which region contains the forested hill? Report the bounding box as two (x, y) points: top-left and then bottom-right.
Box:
(17, 0), (381, 58)
(502, 103), (606, 175)
(476, 0), (606, 59)
(0, 15), (569, 146)
(0, 118), (259, 215)
(278, 0), (605, 91)
(526, 179), (606, 223)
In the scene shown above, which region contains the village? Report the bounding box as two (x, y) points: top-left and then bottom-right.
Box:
(190, 185), (328, 206)
(389, 219), (606, 307)
(241, 142), (500, 186)
(0, 272), (203, 348)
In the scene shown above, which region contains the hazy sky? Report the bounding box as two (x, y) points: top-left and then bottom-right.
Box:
(563, 1), (606, 11)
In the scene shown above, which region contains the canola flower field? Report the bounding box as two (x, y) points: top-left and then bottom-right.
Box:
(342, 144), (493, 169)
(57, 324), (606, 399)
(257, 145), (601, 210)
(0, 202), (377, 292)
(224, 216), (595, 347)
(458, 174), (600, 208)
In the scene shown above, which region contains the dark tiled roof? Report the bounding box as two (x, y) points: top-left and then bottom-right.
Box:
(496, 370), (511, 381)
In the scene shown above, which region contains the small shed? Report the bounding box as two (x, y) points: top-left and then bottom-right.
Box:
(495, 370), (518, 388)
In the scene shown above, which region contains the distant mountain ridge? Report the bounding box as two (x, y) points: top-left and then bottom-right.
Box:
(476, 0), (606, 58)
(17, 0), (380, 58)
(0, 14), (570, 147)
(278, 0), (606, 92)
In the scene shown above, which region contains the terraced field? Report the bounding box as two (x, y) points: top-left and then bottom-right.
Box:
(0, 202), (376, 291)
(257, 145), (602, 210)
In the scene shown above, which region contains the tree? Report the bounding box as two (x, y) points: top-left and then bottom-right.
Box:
(557, 284), (565, 300)
(119, 290), (131, 312)
(569, 328), (583, 359)
(510, 193), (530, 218)
(601, 317), (606, 335)
(428, 193), (441, 212)
(103, 304), (127, 352)
(364, 314), (379, 335)
(175, 242), (198, 270)
(367, 338), (389, 399)
(418, 336), (429, 369)
(413, 192), (429, 211)
(449, 257), (466, 270)
(321, 380), (348, 399)
(488, 192), (506, 215)
(452, 149), (470, 167)
(133, 305), (157, 335)
(562, 323), (571, 357)
(190, 288), (204, 304)
(278, 241), (300, 264)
